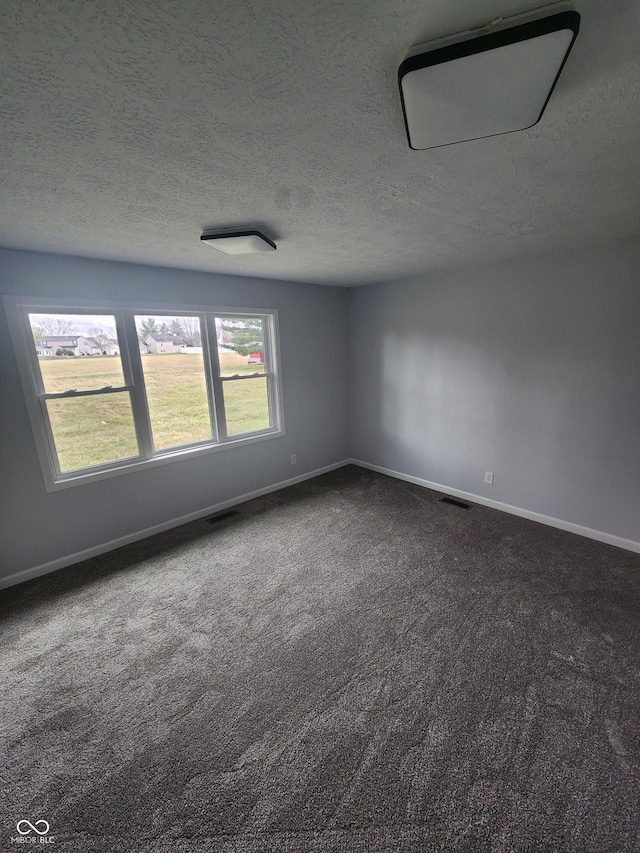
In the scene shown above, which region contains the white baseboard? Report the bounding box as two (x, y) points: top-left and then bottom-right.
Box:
(349, 459), (640, 555)
(4, 457), (637, 591)
(0, 460), (352, 591)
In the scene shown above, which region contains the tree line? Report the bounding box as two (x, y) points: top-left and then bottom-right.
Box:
(137, 317), (201, 347)
(31, 316), (264, 357)
(136, 317), (264, 355)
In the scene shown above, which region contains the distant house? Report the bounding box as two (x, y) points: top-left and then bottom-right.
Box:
(142, 334), (184, 353)
(37, 336), (81, 356)
(36, 335), (119, 356)
(77, 336), (119, 356)
(217, 328), (234, 347)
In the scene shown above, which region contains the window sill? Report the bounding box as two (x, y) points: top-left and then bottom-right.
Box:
(43, 427), (285, 492)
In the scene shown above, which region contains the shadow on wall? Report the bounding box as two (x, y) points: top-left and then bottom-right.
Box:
(373, 298), (630, 520)
(380, 331), (506, 483)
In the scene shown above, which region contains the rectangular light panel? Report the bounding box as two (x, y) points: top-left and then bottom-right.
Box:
(399, 5), (580, 150)
(200, 231), (277, 255)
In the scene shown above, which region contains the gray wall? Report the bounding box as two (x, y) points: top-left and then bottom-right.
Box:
(3, 236), (640, 582)
(348, 237), (640, 545)
(0, 249), (349, 579)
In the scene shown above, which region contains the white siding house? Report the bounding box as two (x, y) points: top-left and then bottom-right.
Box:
(143, 334), (184, 353)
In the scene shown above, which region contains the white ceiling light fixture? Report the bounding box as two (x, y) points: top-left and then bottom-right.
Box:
(399, 2), (580, 150)
(200, 229), (277, 255)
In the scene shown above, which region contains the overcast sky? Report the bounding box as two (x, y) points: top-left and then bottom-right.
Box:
(28, 313), (199, 336)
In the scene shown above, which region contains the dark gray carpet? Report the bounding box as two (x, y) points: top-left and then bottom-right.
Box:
(1, 466), (639, 852)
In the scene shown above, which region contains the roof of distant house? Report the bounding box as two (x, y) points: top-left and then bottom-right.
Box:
(147, 334), (184, 344)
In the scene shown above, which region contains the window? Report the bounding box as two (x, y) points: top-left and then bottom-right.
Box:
(4, 298), (284, 490)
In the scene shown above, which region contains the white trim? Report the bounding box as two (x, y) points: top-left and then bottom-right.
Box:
(2, 294), (281, 315)
(0, 461), (352, 590)
(2, 295), (285, 491)
(44, 427), (285, 491)
(349, 459), (640, 555)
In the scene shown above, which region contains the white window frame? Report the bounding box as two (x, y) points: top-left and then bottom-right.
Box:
(3, 296), (285, 491)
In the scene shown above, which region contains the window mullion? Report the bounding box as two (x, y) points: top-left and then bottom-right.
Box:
(206, 315), (228, 441)
(120, 312), (154, 458)
(199, 314), (219, 442)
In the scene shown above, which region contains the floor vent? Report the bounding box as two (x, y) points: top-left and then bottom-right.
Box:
(204, 509), (241, 525)
(439, 496), (471, 510)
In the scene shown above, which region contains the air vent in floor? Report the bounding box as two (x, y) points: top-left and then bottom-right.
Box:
(203, 509), (241, 525)
(439, 496), (471, 510)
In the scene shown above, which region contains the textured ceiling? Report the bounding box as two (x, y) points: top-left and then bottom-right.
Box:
(1, 0), (639, 286)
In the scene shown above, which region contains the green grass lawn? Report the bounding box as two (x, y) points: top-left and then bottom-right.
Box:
(39, 352), (270, 472)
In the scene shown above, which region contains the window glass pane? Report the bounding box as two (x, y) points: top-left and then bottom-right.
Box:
(136, 314), (201, 354)
(135, 315), (212, 451)
(223, 377), (270, 435)
(216, 317), (265, 376)
(29, 313), (125, 392)
(46, 393), (138, 472)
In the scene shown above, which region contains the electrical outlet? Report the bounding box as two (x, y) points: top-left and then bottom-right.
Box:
(290, 454), (297, 465)
(484, 471), (494, 485)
